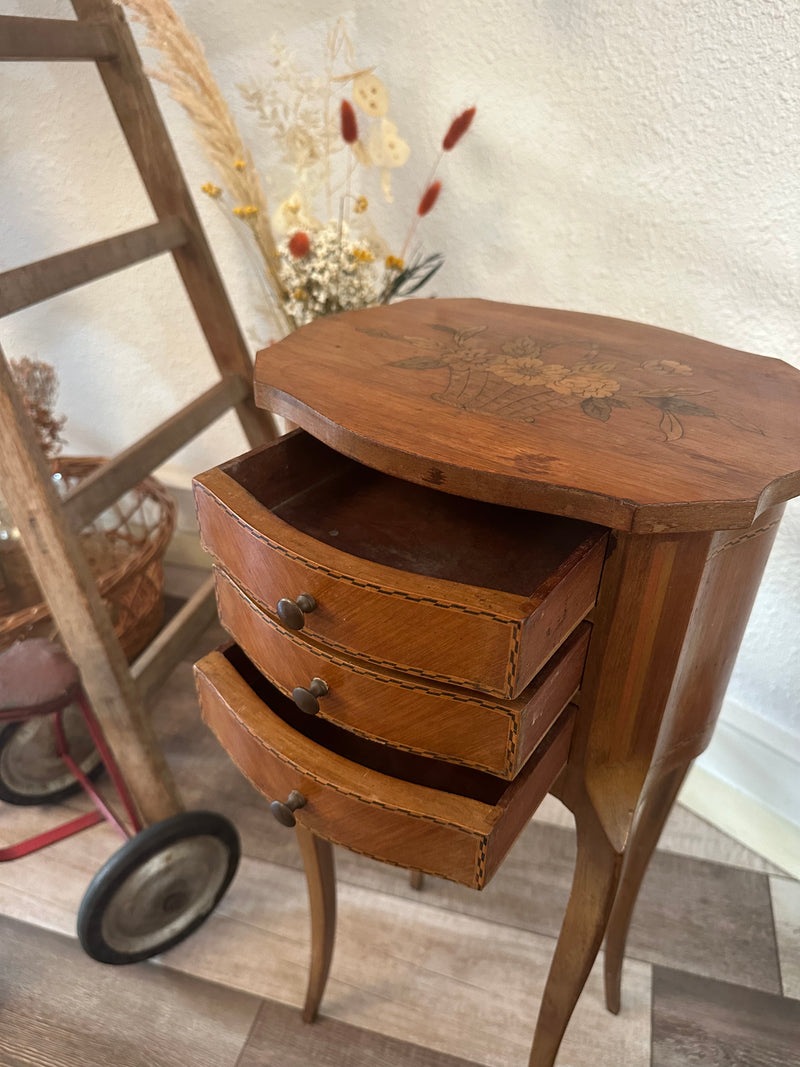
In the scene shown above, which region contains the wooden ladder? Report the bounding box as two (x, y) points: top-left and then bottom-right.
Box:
(0, 0), (279, 825)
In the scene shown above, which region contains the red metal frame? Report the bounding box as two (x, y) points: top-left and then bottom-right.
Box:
(0, 687), (143, 863)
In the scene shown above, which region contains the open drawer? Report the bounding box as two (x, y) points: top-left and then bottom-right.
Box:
(195, 645), (575, 890)
(214, 565), (590, 779)
(194, 431), (607, 698)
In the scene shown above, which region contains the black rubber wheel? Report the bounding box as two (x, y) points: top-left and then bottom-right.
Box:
(77, 810), (240, 965)
(0, 706), (103, 806)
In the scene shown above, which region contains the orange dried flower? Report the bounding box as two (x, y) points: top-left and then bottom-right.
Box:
(442, 107), (476, 150)
(417, 180), (442, 217)
(288, 231), (311, 258)
(340, 99), (358, 144)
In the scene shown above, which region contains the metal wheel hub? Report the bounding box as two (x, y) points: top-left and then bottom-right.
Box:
(99, 834), (231, 955)
(0, 704), (100, 796)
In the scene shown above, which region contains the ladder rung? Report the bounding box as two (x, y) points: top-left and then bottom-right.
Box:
(0, 217), (187, 318)
(63, 375), (251, 531)
(132, 575), (217, 698)
(0, 15), (117, 62)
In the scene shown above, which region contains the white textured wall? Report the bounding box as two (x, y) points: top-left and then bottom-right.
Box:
(1, 3), (799, 801)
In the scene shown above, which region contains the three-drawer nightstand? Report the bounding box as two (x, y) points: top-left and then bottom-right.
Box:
(193, 299), (800, 1067)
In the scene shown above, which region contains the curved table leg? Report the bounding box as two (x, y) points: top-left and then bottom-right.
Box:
(527, 781), (623, 1067)
(296, 825), (337, 1023)
(604, 760), (690, 1014)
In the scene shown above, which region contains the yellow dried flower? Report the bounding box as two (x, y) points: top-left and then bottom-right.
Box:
(352, 247), (375, 263)
(201, 182), (222, 198)
(233, 205), (259, 218)
(293, 288), (308, 301)
(353, 195), (369, 214)
(385, 254), (404, 271)
(233, 158), (246, 171)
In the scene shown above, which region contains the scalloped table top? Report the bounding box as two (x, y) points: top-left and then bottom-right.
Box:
(254, 299), (800, 533)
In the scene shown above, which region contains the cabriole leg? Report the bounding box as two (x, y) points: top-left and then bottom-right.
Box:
(604, 760), (690, 1014)
(296, 825), (337, 1023)
(527, 784), (623, 1067)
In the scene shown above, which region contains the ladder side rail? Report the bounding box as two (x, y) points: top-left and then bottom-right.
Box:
(0, 345), (181, 825)
(70, 0), (279, 449)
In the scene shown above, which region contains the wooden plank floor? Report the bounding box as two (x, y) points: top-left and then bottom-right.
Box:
(0, 564), (798, 1066)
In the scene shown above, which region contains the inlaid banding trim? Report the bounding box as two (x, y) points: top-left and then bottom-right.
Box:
(217, 560), (510, 692)
(505, 718), (521, 778)
(195, 482), (526, 624)
(505, 623), (522, 694)
(707, 515), (782, 560)
(476, 838), (488, 886)
(293, 825), (487, 890)
(215, 696), (489, 835)
(218, 570), (517, 718)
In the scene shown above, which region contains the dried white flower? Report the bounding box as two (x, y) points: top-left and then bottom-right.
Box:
(278, 220), (380, 328)
(272, 192), (322, 236)
(238, 35), (339, 179)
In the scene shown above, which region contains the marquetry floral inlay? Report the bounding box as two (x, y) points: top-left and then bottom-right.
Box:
(358, 322), (763, 441)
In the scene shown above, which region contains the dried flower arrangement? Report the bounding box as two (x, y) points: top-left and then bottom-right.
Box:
(121, 1), (476, 336)
(9, 358), (66, 459)
(0, 359), (66, 611)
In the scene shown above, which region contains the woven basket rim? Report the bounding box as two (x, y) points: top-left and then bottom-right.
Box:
(0, 455), (176, 636)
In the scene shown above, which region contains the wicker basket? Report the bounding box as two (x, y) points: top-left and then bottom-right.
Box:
(0, 457), (176, 659)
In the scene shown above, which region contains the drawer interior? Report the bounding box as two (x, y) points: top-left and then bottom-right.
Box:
(224, 644), (565, 804)
(223, 432), (607, 597)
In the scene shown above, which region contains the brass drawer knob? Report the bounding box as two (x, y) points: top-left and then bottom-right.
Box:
(276, 593), (317, 630)
(270, 789), (307, 827)
(292, 677), (329, 716)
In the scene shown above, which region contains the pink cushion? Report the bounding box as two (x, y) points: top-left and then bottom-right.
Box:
(0, 638), (80, 717)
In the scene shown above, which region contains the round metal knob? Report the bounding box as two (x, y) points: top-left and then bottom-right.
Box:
(292, 677), (329, 716)
(276, 593), (317, 631)
(270, 789), (307, 828)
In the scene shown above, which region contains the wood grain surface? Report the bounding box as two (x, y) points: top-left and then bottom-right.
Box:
(194, 647), (573, 888)
(237, 996), (484, 1067)
(0, 914), (260, 1067)
(1, 589), (795, 1067)
(254, 299), (800, 532)
(603, 504), (785, 1010)
(213, 565), (589, 777)
(651, 966), (800, 1067)
(194, 431), (606, 696)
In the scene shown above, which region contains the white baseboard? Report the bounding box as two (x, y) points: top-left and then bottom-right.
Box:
(680, 704), (800, 879)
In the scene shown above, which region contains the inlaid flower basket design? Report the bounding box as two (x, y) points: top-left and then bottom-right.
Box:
(359, 322), (766, 442)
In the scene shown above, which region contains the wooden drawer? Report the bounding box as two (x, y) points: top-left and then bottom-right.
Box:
(194, 645), (575, 889)
(194, 431), (608, 698)
(214, 565), (589, 779)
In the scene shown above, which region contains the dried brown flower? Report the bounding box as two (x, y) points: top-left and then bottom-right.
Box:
(442, 107), (476, 150)
(340, 99), (359, 144)
(417, 181), (442, 217)
(288, 231), (311, 258)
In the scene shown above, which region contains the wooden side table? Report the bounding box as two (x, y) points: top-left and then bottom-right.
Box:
(193, 299), (800, 1066)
